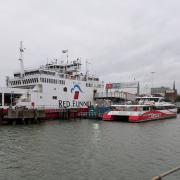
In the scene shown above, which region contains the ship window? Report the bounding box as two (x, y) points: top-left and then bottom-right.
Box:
(63, 87), (67, 92)
(143, 106), (150, 111)
(52, 96), (57, 100)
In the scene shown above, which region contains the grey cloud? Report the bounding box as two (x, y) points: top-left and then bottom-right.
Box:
(0, 0), (179, 93)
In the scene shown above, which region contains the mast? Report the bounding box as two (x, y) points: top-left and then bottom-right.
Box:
(19, 41), (25, 77)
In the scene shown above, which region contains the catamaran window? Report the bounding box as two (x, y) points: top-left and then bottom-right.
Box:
(143, 106), (150, 111)
(155, 106), (164, 110)
(165, 106), (175, 109)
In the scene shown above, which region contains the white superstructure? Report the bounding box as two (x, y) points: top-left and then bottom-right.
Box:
(4, 43), (104, 109)
(103, 96), (177, 122)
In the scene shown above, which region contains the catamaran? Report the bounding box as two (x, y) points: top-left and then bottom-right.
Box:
(103, 96), (177, 122)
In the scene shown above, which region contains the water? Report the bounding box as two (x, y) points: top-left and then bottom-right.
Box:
(1, 116), (180, 180)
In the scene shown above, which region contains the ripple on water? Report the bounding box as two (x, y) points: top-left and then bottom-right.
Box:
(0, 117), (180, 180)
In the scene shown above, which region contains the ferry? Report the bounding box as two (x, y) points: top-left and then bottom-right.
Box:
(103, 96), (177, 122)
(0, 42), (104, 118)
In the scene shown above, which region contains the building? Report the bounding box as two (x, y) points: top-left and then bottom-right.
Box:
(151, 86), (170, 97)
(151, 81), (177, 103)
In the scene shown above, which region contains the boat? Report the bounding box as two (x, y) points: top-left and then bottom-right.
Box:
(103, 96), (177, 122)
(0, 42), (104, 118)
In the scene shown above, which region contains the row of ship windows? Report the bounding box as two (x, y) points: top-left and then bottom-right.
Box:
(143, 106), (176, 111)
(10, 78), (39, 85)
(40, 78), (65, 85)
(86, 83), (102, 88)
(10, 79), (101, 88)
(10, 78), (65, 86)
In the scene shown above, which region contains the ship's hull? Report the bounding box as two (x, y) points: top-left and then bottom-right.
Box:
(103, 109), (177, 122)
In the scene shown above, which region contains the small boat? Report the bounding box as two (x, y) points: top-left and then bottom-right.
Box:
(103, 96), (177, 122)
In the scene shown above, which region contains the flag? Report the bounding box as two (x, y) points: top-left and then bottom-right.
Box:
(62, 50), (68, 53)
(20, 48), (24, 52)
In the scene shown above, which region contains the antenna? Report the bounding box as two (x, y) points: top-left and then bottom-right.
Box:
(18, 41), (25, 77)
(85, 60), (91, 76)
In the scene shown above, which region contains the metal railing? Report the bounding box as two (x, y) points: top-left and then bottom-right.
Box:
(151, 165), (180, 180)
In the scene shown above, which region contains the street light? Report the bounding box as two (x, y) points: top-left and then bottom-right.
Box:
(151, 72), (155, 95)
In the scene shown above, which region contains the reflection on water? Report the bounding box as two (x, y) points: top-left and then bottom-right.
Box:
(0, 116), (180, 180)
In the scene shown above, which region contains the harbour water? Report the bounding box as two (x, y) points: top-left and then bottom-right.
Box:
(1, 116), (180, 180)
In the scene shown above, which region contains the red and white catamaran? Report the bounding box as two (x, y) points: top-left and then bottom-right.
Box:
(103, 96), (177, 122)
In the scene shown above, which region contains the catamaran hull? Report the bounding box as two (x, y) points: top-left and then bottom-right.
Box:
(103, 110), (177, 122)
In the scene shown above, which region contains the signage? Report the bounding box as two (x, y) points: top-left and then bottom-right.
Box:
(59, 100), (92, 108)
(59, 84), (92, 108)
(106, 82), (139, 89)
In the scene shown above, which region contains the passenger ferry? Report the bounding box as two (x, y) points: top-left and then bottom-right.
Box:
(103, 96), (177, 122)
(0, 42), (104, 118)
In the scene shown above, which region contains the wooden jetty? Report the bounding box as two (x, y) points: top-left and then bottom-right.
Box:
(0, 107), (45, 125)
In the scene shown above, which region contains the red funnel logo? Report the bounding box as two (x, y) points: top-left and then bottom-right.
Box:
(74, 91), (79, 100)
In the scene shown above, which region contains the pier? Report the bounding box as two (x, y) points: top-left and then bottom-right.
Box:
(0, 106), (110, 125)
(0, 107), (45, 125)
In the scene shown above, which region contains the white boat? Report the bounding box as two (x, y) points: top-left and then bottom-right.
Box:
(103, 96), (177, 122)
(0, 42), (104, 118)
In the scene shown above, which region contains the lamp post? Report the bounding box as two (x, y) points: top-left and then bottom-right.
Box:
(151, 72), (155, 95)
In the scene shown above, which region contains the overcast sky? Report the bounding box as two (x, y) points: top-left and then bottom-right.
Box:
(0, 0), (180, 93)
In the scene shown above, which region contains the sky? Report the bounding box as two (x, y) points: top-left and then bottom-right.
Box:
(0, 0), (180, 94)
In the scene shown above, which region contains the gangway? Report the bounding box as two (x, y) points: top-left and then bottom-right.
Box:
(94, 91), (136, 102)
